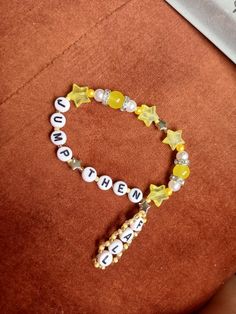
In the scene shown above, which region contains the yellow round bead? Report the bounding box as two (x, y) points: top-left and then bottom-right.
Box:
(135, 107), (142, 115)
(165, 188), (173, 196)
(173, 164), (190, 179)
(87, 88), (95, 98)
(107, 91), (125, 109)
(176, 144), (185, 152)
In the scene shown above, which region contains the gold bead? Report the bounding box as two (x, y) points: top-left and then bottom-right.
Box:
(165, 188), (173, 196)
(94, 261), (100, 268)
(110, 234), (117, 241)
(87, 88), (95, 98)
(176, 144), (185, 152)
(123, 243), (129, 250)
(117, 252), (123, 257)
(105, 241), (110, 247)
(118, 229), (123, 235)
(135, 106), (142, 115)
(134, 232), (138, 237)
(113, 257), (118, 263)
(99, 245), (105, 252)
(122, 223), (128, 230)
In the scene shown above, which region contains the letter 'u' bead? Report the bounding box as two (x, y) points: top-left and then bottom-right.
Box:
(50, 112), (66, 128)
(54, 97), (70, 113)
(113, 181), (128, 196)
(57, 146), (73, 162)
(128, 188), (143, 203)
(82, 167), (97, 182)
(50, 130), (67, 146)
(97, 175), (113, 190)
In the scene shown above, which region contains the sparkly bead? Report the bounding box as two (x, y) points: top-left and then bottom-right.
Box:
(173, 164), (190, 179)
(94, 89), (104, 102)
(176, 144), (185, 152)
(128, 188), (143, 203)
(97, 250), (113, 267)
(168, 180), (181, 192)
(54, 97), (70, 113)
(57, 146), (73, 162)
(113, 181), (128, 196)
(119, 227), (134, 243)
(97, 175), (113, 190)
(87, 89), (95, 98)
(107, 91), (125, 109)
(108, 239), (123, 255)
(176, 151), (189, 161)
(126, 99), (137, 112)
(50, 130), (67, 146)
(50, 113), (66, 128)
(82, 167), (97, 182)
(165, 187), (173, 196)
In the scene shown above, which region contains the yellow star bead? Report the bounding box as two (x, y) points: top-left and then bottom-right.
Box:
(135, 105), (159, 127)
(147, 184), (170, 207)
(162, 130), (185, 151)
(66, 84), (91, 108)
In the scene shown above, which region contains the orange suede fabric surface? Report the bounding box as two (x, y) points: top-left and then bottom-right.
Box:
(0, 1), (236, 313)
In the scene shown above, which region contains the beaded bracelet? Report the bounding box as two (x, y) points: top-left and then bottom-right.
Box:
(50, 84), (190, 270)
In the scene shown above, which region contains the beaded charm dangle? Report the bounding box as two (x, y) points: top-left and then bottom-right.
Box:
(49, 85), (191, 270)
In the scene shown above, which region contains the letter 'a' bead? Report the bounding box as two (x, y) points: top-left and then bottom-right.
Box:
(128, 188), (143, 203)
(97, 175), (113, 190)
(82, 167), (97, 182)
(119, 227), (134, 243)
(54, 97), (70, 113)
(50, 130), (67, 146)
(108, 239), (123, 255)
(57, 146), (72, 162)
(113, 181), (128, 196)
(97, 250), (113, 267)
(50, 112), (66, 128)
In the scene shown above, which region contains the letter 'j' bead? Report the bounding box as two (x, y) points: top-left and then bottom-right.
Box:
(113, 181), (128, 196)
(97, 250), (113, 267)
(54, 97), (70, 113)
(57, 146), (73, 162)
(128, 188), (143, 203)
(50, 130), (67, 146)
(82, 167), (97, 182)
(97, 175), (113, 190)
(50, 112), (66, 128)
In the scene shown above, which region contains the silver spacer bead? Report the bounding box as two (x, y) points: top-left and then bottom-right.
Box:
(174, 159), (190, 166)
(170, 175), (185, 186)
(120, 96), (130, 111)
(139, 199), (151, 213)
(156, 119), (167, 132)
(102, 89), (111, 105)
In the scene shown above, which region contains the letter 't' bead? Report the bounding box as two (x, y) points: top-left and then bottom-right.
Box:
(57, 146), (73, 162)
(108, 239), (123, 255)
(82, 167), (97, 182)
(128, 188), (143, 203)
(113, 181), (128, 196)
(97, 250), (113, 267)
(54, 97), (70, 113)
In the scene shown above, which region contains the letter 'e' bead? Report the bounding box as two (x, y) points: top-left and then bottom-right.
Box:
(82, 167), (97, 182)
(54, 97), (70, 113)
(113, 181), (128, 196)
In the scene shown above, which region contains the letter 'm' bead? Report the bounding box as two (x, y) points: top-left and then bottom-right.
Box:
(50, 130), (67, 146)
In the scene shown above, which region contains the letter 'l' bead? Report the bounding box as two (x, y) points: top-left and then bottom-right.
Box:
(54, 97), (70, 113)
(50, 130), (67, 146)
(97, 250), (113, 267)
(82, 167), (97, 182)
(57, 146), (73, 162)
(108, 239), (123, 255)
(50, 112), (66, 128)
(97, 175), (113, 190)
(119, 227), (134, 243)
(113, 181), (128, 196)
(128, 188), (143, 203)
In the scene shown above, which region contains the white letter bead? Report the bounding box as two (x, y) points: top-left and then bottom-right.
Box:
(108, 239), (123, 255)
(130, 218), (145, 232)
(128, 188), (143, 203)
(119, 227), (134, 243)
(97, 250), (113, 267)
(50, 130), (67, 146)
(113, 181), (128, 196)
(57, 146), (72, 162)
(54, 97), (70, 113)
(97, 175), (113, 190)
(50, 112), (66, 128)
(176, 151), (189, 161)
(94, 89), (105, 102)
(82, 167), (97, 182)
